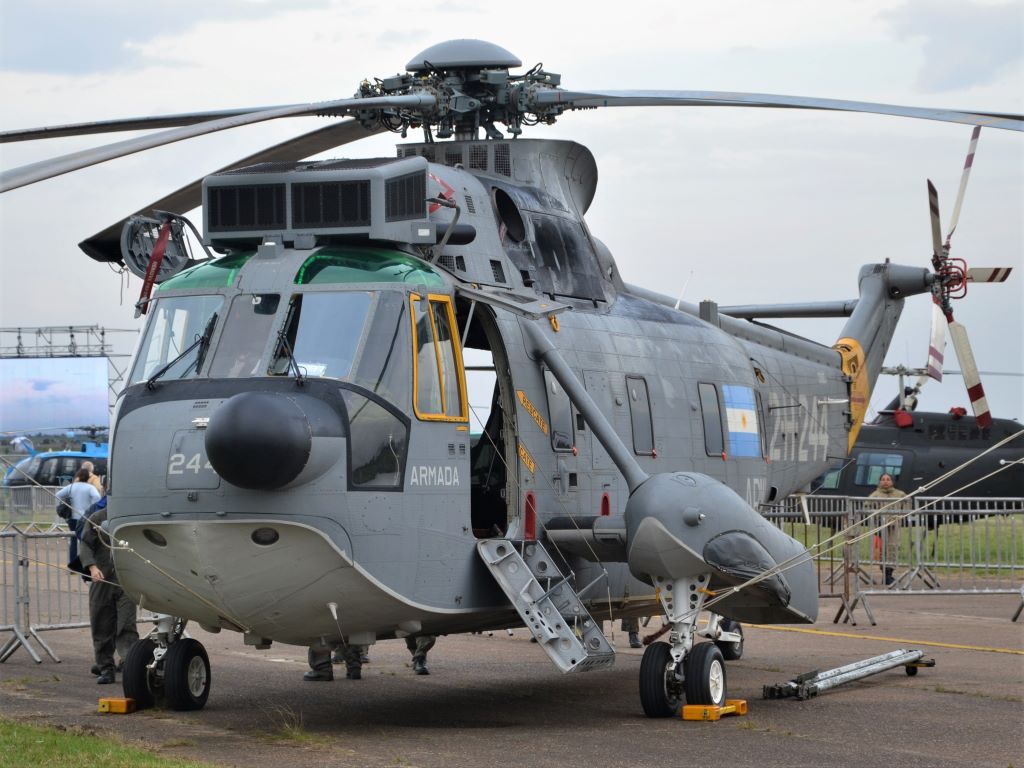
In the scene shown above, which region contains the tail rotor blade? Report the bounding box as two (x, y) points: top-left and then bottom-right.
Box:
(947, 320), (992, 427)
(966, 267), (1014, 283)
(926, 299), (948, 382)
(945, 126), (981, 245)
(927, 180), (944, 261)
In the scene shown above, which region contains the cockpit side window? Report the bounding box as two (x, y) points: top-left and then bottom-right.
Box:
(410, 294), (468, 422)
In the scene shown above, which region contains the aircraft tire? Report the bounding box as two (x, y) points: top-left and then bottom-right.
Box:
(639, 641), (684, 718)
(684, 642), (727, 707)
(715, 619), (744, 661)
(163, 638), (211, 711)
(122, 638), (157, 709)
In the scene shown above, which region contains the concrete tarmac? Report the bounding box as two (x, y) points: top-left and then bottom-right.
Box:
(1, 594), (1021, 768)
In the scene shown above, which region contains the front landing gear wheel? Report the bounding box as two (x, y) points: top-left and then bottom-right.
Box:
(639, 641), (684, 717)
(685, 642), (727, 706)
(122, 639), (157, 709)
(164, 638), (211, 711)
(715, 619), (744, 661)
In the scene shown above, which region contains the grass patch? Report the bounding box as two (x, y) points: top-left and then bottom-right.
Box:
(0, 718), (216, 768)
(260, 704), (331, 746)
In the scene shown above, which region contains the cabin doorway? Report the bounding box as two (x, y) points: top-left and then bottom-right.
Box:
(459, 304), (516, 538)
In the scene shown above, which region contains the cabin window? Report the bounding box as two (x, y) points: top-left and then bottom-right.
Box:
(818, 468), (842, 490)
(341, 390), (408, 490)
(270, 292), (372, 379)
(544, 370), (574, 452)
(698, 383), (725, 457)
(854, 452), (905, 487)
(208, 293), (280, 378)
(130, 294), (224, 384)
(755, 391), (769, 457)
(626, 376), (654, 455)
(410, 294), (468, 422)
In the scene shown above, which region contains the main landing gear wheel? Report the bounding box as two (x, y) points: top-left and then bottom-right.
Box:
(715, 619), (744, 661)
(122, 638), (157, 709)
(685, 642), (727, 707)
(163, 638), (211, 711)
(639, 641), (685, 718)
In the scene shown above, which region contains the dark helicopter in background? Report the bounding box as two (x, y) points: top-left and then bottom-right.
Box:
(1, 39), (1020, 717)
(814, 367), (1023, 498)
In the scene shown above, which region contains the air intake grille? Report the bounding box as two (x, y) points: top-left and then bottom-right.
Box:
(494, 144), (511, 177)
(490, 260), (507, 283)
(385, 171), (426, 222)
(445, 148), (463, 167)
(469, 145), (488, 170)
(292, 180), (371, 228)
(207, 184), (286, 232)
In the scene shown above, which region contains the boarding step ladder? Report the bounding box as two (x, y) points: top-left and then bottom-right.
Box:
(477, 539), (615, 673)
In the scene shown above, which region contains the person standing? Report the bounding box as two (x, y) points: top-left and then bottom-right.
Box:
(80, 461), (104, 494)
(304, 642), (367, 681)
(868, 473), (907, 586)
(406, 635), (435, 675)
(55, 468), (100, 568)
(620, 617), (643, 649)
(78, 500), (139, 684)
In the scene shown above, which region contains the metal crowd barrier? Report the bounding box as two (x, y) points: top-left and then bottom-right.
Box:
(0, 485), (61, 520)
(0, 522), (89, 663)
(761, 495), (1024, 625)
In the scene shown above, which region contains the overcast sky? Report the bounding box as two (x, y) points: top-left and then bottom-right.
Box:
(1, 0), (1021, 427)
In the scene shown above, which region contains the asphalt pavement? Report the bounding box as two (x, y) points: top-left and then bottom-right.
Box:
(1, 594), (1022, 768)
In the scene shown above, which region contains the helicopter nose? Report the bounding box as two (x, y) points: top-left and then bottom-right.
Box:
(205, 391), (339, 490)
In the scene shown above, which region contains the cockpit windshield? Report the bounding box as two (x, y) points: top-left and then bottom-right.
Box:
(270, 292), (373, 379)
(129, 295), (224, 384)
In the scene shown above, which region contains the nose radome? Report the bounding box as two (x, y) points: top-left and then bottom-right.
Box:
(205, 392), (312, 490)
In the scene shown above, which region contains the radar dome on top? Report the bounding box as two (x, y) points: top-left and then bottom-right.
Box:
(406, 39), (521, 73)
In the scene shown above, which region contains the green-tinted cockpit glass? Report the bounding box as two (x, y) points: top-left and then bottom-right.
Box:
(157, 252), (254, 292)
(295, 247), (445, 287)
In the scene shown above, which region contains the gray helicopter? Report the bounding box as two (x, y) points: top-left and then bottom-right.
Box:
(2, 39), (1019, 717)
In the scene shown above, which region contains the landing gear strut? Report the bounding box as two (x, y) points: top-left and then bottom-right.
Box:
(122, 614), (211, 711)
(638, 574), (738, 717)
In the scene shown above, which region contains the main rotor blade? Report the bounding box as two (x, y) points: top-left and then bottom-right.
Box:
(79, 118), (385, 263)
(1, 106), (302, 143)
(947, 320), (992, 427)
(945, 126), (981, 244)
(0, 94), (434, 193)
(926, 299), (948, 382)
(533, 89), (1024, 131)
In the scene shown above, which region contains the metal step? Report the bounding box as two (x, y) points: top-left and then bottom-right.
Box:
(477, 539), (616, 673)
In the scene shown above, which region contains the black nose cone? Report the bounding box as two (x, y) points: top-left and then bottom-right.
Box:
(206, 392), (312, 490)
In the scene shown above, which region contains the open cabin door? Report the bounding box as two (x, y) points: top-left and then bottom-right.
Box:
(460, 304), (517, 538)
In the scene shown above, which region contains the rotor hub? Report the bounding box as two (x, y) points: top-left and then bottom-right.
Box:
(356, 38), (565, 141)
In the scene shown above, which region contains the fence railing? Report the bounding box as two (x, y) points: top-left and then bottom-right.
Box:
(0, 485), (62, 520)
(760, 495), (1024, 624)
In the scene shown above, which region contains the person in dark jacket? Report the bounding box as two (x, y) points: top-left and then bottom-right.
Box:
(79, 501), (139, 684)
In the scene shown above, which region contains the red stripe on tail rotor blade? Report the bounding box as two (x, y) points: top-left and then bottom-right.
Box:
(967, 383), (986, 402)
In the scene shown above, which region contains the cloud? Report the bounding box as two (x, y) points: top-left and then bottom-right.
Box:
(0, 0), (332, 75)
(29, 378), (58, 392)
(882, 0), (1024, 92)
